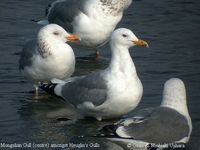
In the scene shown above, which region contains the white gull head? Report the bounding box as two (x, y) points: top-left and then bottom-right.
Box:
(110, 28), (149, 50)
(37, 24), (80, 58)
(38, 24), (80, 44)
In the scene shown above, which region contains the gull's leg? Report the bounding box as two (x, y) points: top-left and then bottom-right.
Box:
(96, 116), (102, 121)
(95, 49), (101, 60)
(96, 49), (100, 58)
(32, 82), (51, 100)
(33, 84), (39, 95)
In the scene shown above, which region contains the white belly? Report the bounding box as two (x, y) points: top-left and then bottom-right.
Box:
(100, 82), (143, 119)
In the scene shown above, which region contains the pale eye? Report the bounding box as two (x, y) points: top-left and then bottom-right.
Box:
(122, 34), (127, 38)
(53, 31), (59, 35)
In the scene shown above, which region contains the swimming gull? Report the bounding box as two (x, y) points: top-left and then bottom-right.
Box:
(40, 28), (149, 121)
(19, 24), (81, 92)
(98, 78), (192, 147)
(39, 0), (132, 55)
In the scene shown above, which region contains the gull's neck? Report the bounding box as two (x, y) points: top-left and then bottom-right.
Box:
(37, 35), (70, 59)
(37, 35), (53, 58)
(161, 88), (190, 118)
(108, 43), (137, 77)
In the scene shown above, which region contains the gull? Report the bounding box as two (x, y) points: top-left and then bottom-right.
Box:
(40, 28), (149, 120)
(39, 0), (133, 56)
(98, 78), (192, 146)
(19, 24), (80, 92)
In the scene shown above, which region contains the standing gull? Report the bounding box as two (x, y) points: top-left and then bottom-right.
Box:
(99, 78), (192, 145)
(19, 24), (80, 92)
(39, 0), (132, 55)
(40, 28), (149, 120)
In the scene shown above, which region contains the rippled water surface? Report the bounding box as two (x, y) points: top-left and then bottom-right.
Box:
(0, 0), (200, 149)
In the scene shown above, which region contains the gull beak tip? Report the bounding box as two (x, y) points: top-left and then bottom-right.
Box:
(66, 34), (81, 42)
(146, 43), (149, 48)
(133, 39), (149, 48)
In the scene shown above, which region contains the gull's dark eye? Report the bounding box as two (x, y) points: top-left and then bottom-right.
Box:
(53, 31), (59, 35)
(122, 34), (127, 38)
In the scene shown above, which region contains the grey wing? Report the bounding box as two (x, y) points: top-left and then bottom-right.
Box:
(19, 40), (36, 70)
(60, 71), (108, 107)
(117, 107), (190, 144)
(47, 0), (88, 32)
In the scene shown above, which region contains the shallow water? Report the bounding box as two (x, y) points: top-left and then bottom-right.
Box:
(0, 0), (200, 149)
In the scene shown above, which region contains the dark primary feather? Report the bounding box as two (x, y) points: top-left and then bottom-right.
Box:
(119, 107), (190, 144)
(41, 83), (57, 96)
(47, 0), (88, 32)
(19, 40), (36, 70)
(60, 71), (108, 107)
(40, 83), (65, 100)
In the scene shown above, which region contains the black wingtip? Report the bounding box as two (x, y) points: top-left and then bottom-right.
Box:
(101, 124), (118, 133)
(46, 3), (52, 16)
(40, 83), (57, 96)
(30, 19), (39, 23)
(90, 124), (119, 138)
(40, 83), (65, 101)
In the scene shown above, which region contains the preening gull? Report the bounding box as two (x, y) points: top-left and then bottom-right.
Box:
(40, 28), (149, 121)
(19, 24), (80, 92)
(98, 78), (192, 146)
(39, 0), (132, 53)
